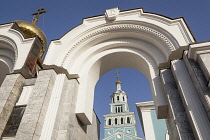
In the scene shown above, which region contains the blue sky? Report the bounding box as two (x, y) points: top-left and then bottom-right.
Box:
(1, 0), (210, 139)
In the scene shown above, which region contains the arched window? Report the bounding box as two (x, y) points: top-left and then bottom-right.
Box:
(121, 118), (123, 124)
(115, 118), (118, 125)
(115, 107), (118, 113)
(117, 96), (119, 101)
(123, 96), (125, 101)
(109, 119), (111, 125)
(120, 106), (123, 112)
(127, 117), (130, 124)
(118, 107), (120, 113)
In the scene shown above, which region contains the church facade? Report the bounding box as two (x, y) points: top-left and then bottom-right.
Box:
(103, 78), (143, 140)
(0, 7), (210, 140)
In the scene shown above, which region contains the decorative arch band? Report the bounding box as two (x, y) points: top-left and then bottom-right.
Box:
(61, 24), (176, 66)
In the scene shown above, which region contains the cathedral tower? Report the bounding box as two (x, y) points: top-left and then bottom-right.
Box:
(103, 72), (143, 140)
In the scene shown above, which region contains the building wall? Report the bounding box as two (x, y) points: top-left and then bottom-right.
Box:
(150, 110), (167, 140)
(136, 101), (168, 140)
(104, 126), (137, 138)
(0, 70), (100, 140)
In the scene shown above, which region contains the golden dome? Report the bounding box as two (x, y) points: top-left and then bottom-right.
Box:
(14, 20), (47, 58)
(116, 80), (121, 84)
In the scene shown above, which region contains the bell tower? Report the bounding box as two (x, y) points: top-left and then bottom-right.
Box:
(103, 72), (143, 140)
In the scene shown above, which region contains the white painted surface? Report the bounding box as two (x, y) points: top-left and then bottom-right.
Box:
(105, 7), (120, 21)
(40, 74), (65, 140)
(171, 60), (210, 140)
(16, 85), (33, 106)
(0, 23), (36, 71)
(188, 41), (210, 61)
(136, 101), (156, 139)
(165, 131), (169, 140)
(1, 137), (15, 140)
(141, 111), (156, 140)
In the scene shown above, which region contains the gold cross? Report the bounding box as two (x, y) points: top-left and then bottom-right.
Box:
(32, 8), (47, 24)
(115, 71), (120, 80)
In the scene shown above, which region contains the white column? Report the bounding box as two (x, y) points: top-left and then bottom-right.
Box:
(40, 74), (66, 140)
(141, 111), (156, 140)
(171, 60), (210, 140)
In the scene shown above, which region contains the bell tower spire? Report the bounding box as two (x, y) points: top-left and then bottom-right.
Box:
(115, 71), (122, 90)
(111, 71), (127, 104)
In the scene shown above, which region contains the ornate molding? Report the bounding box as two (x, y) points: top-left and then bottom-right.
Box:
(105, 7), (120, 21)
(61, 24), (175, 66)
(0, 35), (17, 63)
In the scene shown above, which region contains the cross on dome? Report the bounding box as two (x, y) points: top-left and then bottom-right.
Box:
(115, 70), (120, 80)
(32, 8), (47, 24)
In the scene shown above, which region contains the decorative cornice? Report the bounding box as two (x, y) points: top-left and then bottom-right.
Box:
(84, 8), (195, 43)
(103, 112), (134, 117)
(188, 41), (210, 61)
(104, 123), (135, 129)
(136, 101), (155, 111)
(61, 24), (175, 66)
(42, 64), (79, 79)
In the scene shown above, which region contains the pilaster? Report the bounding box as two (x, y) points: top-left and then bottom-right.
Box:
(188, 42), (210, 87)
(171, 59), (210, 140)
(57, 79), (78, 140)
(56, 79), (100, 140)
(160, 69), (194, 140)
(15, 69), (57, 140)
(0, 74), (25, 137)
(40, 74), (67, 140)
(56, 79), (79, 140)
(183, 53), (210, 119)
(198, 53), (210, 85)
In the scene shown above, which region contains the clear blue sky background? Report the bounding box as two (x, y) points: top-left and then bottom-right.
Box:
(1, 0), (210, 139)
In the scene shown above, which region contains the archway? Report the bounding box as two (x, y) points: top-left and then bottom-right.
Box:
(0, 36), (17, 85)
(44, 8), (194, 125)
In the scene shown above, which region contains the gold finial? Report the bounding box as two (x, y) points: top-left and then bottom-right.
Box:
(32, 8), (47, 24)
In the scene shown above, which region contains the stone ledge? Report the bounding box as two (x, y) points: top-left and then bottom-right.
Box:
(188, 42), (210, 88)
(42, 64), (79, 80)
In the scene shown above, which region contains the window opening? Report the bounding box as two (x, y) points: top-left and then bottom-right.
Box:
(109, 119), (111, 125)
(115, 118), (118, 125)
(127, 117), (130, 124)
(121, 118), (123, 124)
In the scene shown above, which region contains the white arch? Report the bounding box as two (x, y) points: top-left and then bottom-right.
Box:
(68, 39), (167, 74)
(0, 23), (37, 71)
(0, 36), (17, 85)
(75, 47), (164, 124)
(44, 8), (195, 125)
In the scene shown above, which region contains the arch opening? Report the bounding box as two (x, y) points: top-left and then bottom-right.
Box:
(94, 68), (153, 138)
(75, 45), (167, 125)
(0, 38), (17, 86)
(43, 16), (184, 126)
